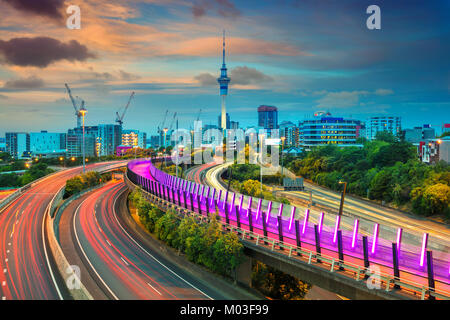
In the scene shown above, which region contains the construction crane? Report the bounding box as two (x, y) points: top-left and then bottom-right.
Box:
(157, 109), (169, 147)
(115, 91), (135, 127)
(65, 83), (82, 127)
(167, 112), (177, 132)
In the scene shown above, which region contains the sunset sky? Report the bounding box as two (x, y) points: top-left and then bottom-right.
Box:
(0, 0), (449, 136)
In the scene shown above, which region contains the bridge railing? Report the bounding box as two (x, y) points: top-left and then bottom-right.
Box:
(126, 158), (450, 300)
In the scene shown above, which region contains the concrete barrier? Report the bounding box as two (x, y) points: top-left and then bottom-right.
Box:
(44, 163), (127, 300)
(45, 187), (93, 300)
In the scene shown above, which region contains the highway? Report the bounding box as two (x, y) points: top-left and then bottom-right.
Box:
(0, 162), (125, 300)
(177, 161), (450, 296)
(203, 162), (450, 255)
(61, 177), (257, 300)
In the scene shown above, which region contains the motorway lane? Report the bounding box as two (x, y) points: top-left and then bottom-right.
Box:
(196, 162), (450, 296)
(0, 162), (126, 300)
(71, 181), (215, 300)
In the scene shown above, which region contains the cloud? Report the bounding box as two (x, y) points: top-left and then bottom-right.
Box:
(0, 37), (96, 68)
(194, 73), (217, 86)
(375, 89), (394, 96)
(3, 76), (45, 89)
(192, 0), (240, 19)
(229, 66), (273, 85)
(118, 70), (141, 81)
(0, 0), (65, 20)
(316, 91), (369, 109)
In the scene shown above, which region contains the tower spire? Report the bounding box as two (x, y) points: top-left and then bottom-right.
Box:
(222, 29), (226, 66)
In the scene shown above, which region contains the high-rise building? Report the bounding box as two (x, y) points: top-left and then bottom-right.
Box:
(280, 121), (299, 147)
(217, 30), (230, 131)
(66, 126), (98, 158)
(404, 125), (435, 143)
(30, 131), (66, 156)
(299, 114), (362, 147)
(122, 129), (147, 149)
(5, 132), (30, 159)
(258, 105), (278, 129)
(366, 116), (401, 140)
(230, 121), (239, 130)
(218, 113), (230, 130)
(97, 124), (122, 156)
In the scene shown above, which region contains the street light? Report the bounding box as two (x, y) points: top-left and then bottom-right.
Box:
(79, 106), (88, 174)
(280, 136), (286, 182)
(338, 180), (347, 216)
(259, 133), (265, 192)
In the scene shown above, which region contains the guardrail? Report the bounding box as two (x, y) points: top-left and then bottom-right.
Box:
(126, 158), (450, 300)
(43, 162), (127, 300)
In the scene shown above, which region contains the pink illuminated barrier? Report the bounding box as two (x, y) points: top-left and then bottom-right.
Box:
(127, 158), (450, 299)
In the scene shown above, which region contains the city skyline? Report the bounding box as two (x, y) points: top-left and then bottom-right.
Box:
(0, 1), (449, 136)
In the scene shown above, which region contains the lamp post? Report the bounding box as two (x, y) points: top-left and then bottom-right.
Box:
(280, 136), (286, 181)
(338, 181), (347, 216)
(79, 106), (87, 174)
(259, 133), (265, 192)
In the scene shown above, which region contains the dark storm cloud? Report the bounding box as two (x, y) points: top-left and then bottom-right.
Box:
(0, 37), (96, 68)
(192, 0), (240, 18)
(3, 76), (45, 89)
(1, 0), (65, 19)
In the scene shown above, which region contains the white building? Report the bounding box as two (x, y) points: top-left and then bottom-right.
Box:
(122, 129), (147, 149)
(5, 132), (30, 159)
(366, 116), (401, 140)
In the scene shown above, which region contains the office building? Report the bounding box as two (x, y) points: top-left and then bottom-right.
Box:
(30, 131), (66, 157)
(280, 121), (300, 147)
(122, 129), (147, 149)
(5, 132), (30, 159)
(67, 126), (98, 158)
(258, 105), (278, 129)
(299, 114), (362, 147)
(404, 125), (435, 144)
(366, 116), (401, 140)
(420, 138), (450, 164)
(97, 124), (122, 156)
(217, 113), (231, 130)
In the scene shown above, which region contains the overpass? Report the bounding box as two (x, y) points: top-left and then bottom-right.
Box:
(125, 158), (449, 300)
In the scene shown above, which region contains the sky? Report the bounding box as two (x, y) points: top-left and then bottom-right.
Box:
(0, 0), (449, 136)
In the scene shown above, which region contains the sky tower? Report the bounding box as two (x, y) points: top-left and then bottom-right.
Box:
(217, 30), (230, 131)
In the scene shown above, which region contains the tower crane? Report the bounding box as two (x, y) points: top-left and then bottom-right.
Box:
(115, 92), (135, 127)
(157, 109), (169, 147)
(65, 83), (82, 127)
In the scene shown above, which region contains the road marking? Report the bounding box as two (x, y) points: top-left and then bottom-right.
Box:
(106, 240), (112, 247)
(2, 281), (5, 286)
(73, 200), (119, 300)
(147, 283), (162, 295)
(1, 296), (5, 300)
(6, 250), (10, 254)
(120, 257), (129, 266)
(3, 269), (7, 273)
(112, 187), (213, 300)
(5, 259), (8, 263)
